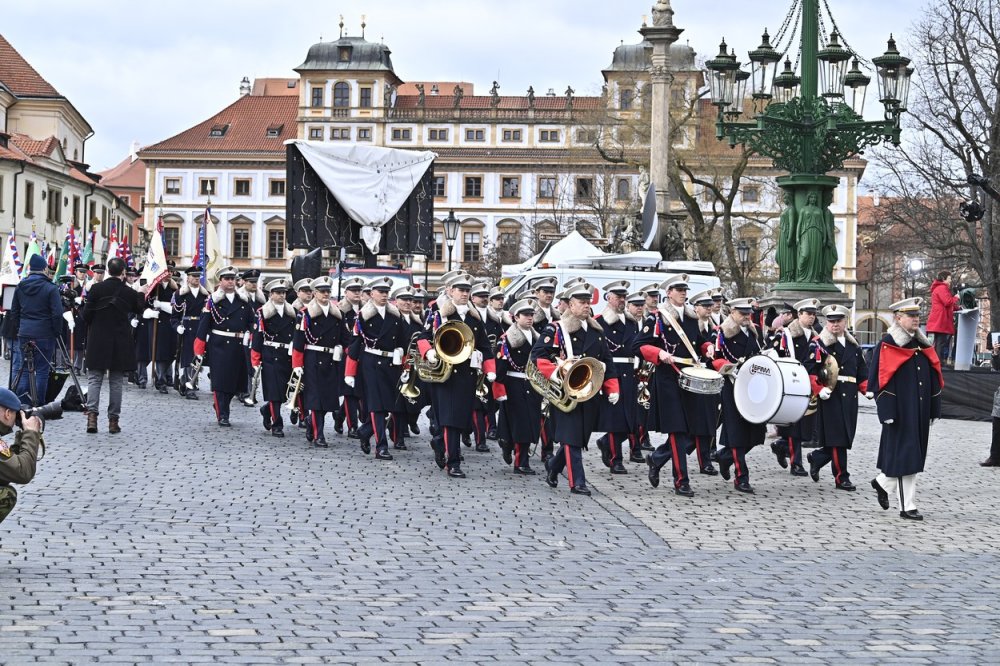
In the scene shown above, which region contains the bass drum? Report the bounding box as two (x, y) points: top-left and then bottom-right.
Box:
(733, 355), (811, 425)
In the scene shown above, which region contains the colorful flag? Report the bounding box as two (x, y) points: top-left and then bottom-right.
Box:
(21, 231), (42, 279)
(0, 232), (22, 287)
(140, 222), (170, 299)
(107, 221), (120, 261)
(80, 229), (94, 266)
(122, 235), (135, 270)
(67, 226), (80, 269)
(53, 234), (71, 282)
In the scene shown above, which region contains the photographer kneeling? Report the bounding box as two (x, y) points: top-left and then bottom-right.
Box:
(0, 387), (43, 524)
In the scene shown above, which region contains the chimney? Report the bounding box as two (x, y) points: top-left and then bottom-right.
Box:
(873, 192), (880, 207)
(239, 76), (251, 96)
(129, 140), (140, 163)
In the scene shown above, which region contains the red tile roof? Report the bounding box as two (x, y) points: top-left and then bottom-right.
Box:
(99, 154), (146, 189)
(9, 134), (60, 158)
(141, 95), (298, 155)
(394, 94), (601, 111)
(0, 34), (61, 98)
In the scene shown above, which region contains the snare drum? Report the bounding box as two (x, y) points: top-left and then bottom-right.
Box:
(678, 366), (724, 395)
(733, 355), (811, 425)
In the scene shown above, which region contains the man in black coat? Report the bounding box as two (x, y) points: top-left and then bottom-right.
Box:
(193, 266), (256, 427)
(348, 278), (408, 460)
(82, 257), (144, 434)
(334, 277), (365, 437)
(868, 297), (943, 520)
(250, 279), (296, 438)
(292, 277), (346, 447)
(594, 280), (639, 475)
(493, 299), (543, 474)
(770, 299), (821, 476)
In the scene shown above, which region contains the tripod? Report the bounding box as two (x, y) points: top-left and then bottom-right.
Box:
(8, 337), (85, 408)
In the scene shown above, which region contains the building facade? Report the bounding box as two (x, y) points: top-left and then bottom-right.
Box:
(0, 34), (136, 256)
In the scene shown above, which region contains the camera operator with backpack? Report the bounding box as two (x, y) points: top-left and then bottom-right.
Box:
(0, 387), (43, 524)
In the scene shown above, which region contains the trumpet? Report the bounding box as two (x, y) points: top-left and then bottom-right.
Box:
(636, 360), (655, 410)
(398, 332), (423, 403)
(413, 320), (475, 384)
(475, 369), (489, 403)
(245, 364), (262, 406)
(526, 356), (605, 413)
(185, 354), (204, 390)
(283, 369), (304, 415)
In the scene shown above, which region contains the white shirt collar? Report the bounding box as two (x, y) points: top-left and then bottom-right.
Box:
(225, 292), (235, 303)
(837, 335), (846, 346)
(376, 304), (386, 318)
(320, 303), (331, 316)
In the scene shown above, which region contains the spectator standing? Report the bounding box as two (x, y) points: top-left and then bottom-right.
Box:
(926, 270), (959, 366)
(82, 258), (144, 434)
(8, 254), (63, 405)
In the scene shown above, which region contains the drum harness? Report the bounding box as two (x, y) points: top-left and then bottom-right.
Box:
(656, 305), (704, 374)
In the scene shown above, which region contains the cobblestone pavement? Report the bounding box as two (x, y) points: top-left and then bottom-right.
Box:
(3, 374), (1000, 663)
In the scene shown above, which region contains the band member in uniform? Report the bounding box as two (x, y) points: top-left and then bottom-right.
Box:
(686, 289), (721, 475)
(710, 291), (725, 327)
(531, 277), (559, 462)
(290, 278), (313, 311)
(417, 273), (495, 478)
(485, 287), (508, 440)
(171, 266), (209, 399)
(533, 282), (619, 496)
(636, 282), (661, 318)
(250, 279), (296, 438)
(193, 266), (256, 427)
(334, 277), (365, 437)
(770, 299), (821, 476)
(493, 299), (543, 474)
(348, 277), (408, 460)
(803, 304), (869, 490)
(67, 263), (89, 374)
(236, 269), (265, 405)
(595, 280), (638, 475)
(635, 274), (705, 497)
(290, 277), (344, 447)
(407, 287), (429, 435)
(711, 297), (765, 493)
(469, 281), (500, 453)
(868, 297), (943, 520)
(145, 271), (179, 394)
(387, 285), (418, 450)
(624, 291), (651, 463)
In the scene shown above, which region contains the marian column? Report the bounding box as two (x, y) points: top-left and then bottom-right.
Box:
(639, 1), (684, 259)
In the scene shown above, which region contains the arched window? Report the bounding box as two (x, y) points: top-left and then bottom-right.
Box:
(461, 218), (484, 263)
(264, 216), (285, 261)
(496, 219), (523, 263)
(616, 178), (631, 201)
(333, 82), (350, 108)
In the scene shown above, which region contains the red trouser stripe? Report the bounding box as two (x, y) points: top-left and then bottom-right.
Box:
(670, 433), (682, 480)
(213, 392), (220, 420)
(694, 436), (704, 468)
(514, 445), (520, 468)
(443, 428), (450, 461)
(270, 402), (276, 421)
(787, 436), (796, 465)
(564, 444), (575, 487)
(312, 411), (319, 437)
(609, 433), (617, 460)
(832, 448), (842, 483)
(733, 450), (743, 481)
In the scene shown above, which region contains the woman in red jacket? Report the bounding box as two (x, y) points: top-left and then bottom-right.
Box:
(926, 270), (959, 365)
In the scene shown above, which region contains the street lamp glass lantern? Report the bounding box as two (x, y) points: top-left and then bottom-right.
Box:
(772, 58), (801, 104)
(402, 253), (414, 269)
(748, 29), (781, 103)
(706, 39), (740, 108)
(817, 31), (852, 100)
(843, 58), (871, 115)
(443, 210), (460, 243)
(737, 239), (750, 266)
(872, 35), (912, 107)
(726, 68), (751, 117)
(896, 66), (914, 111)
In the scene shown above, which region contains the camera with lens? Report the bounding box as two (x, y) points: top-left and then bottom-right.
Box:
(16, 400), (63, 431)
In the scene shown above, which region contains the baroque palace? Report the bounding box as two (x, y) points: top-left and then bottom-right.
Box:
(137, 19), (872, 328)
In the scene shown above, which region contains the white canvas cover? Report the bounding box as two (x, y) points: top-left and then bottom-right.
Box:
(287, 141), (436, 253)
(501, 230), (603, 278)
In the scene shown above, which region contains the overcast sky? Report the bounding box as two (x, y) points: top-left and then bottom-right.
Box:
(4, 0), (926, 172)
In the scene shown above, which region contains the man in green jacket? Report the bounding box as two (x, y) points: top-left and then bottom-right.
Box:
(0, 387), (43, 524)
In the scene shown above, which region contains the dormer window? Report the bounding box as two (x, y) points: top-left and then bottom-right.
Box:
(339, 47), (351, 62)
(266, 124), (284, 138)
(209, 124), (229, 138)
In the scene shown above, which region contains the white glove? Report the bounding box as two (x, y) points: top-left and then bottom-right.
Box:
(176, 325), (185, 335)
(865, 391), (874, 399)
(705, 344), (716, 358)
(883, 419), (894, 424)
(242, 332), (250, 346)
(426, 349), (438, 363)
(658, 349), (673, 364)
(496, 394), (507, 402)
(74, 296), (83, 305)
(130, 318), (138, 328)
(63, 311), (74, 325)
(292, 366), (303, 379)
(486, 372), (496, 382)
(344, 375), (355, 388)
(819, 387), (832, 400)
(608, 392), (620, 405)
(142, 308), (159, 319)
(158, 301), (173, 314)
(152, 299), (162, 308)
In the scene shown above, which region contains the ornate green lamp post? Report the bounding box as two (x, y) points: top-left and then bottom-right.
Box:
(706, 0), (911, 300)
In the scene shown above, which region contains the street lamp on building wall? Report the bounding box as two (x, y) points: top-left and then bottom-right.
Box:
(443, 210), (460, 273)
(706, 0), (912, 298)
(737, 238), (750, 282)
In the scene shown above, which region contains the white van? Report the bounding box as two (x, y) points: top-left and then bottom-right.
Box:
(501, 251), (720, 307)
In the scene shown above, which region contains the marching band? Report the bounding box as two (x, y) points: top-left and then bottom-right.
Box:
(57, 262), (939, 519)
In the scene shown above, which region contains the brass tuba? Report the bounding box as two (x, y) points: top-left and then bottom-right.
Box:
(526, 356), (606, 413)
(414, 320), (475, 384)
